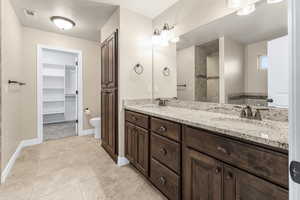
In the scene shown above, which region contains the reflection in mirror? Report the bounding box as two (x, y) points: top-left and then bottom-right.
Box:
(177, 40), (220, 103)
(153, 0), (288, 108)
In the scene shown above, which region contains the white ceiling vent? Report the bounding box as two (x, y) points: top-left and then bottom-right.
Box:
(24, 9), (37, 17)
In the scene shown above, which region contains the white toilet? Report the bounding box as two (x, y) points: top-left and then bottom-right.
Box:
(89, 117), (101, 139)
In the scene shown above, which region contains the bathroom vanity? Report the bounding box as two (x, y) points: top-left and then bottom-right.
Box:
(124, 103), (288, 200)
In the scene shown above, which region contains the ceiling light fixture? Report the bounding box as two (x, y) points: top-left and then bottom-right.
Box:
(50, 16), (76, 30)
(267, 0), (284, 4)
(237, 4), (256, 16)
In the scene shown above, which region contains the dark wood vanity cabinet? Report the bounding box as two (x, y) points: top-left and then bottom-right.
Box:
(223, 165), (288, 200)
(124, 110), (288, 200)
(101, 30), (118, 161)
(183, 148), (222, 200)
(125, 111), (150, 176)
(183, 147), (288, 200)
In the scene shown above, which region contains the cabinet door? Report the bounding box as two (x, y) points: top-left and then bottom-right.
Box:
(183, 147), (222, 200)
(135, 126), (149, 176)
(224, 165), (288, 200)
(125, 122), (137, 163)
(101, 89), (117, 159)
(101, 31), (117, 88)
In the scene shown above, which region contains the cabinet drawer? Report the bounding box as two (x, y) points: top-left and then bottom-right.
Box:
(151, 118), (181, 142)
(151, 133), (180, 174)
(125, 111), (149, 129)
(150, 159), (180, 200)
(183, 126), (288, 188)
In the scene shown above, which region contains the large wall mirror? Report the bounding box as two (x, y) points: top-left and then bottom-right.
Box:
(152, 0), (288, 108)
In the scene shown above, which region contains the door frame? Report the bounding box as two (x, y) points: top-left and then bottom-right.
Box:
(289, 0), (300, 199)
(37, 44), (83, 142)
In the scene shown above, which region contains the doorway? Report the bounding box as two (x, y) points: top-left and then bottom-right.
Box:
(37, 45), (83, 142)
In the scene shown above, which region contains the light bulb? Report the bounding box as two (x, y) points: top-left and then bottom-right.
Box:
(51, 16), (75, 30)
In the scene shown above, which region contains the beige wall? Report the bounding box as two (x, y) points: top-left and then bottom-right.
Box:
(177, 46), (195, 101)
(21, 27), (101, 140)
(153, 44), (177, 99)
(1, 0), (23, 170)
(244, 41), (268, 94)
(101, 9), (120, 43)
(118, 8), (153, 157)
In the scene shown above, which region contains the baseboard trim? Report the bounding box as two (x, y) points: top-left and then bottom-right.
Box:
(1, 138), (41, 183)
(21, 138), (42, 147)
(117, 157), (129, 167)
(79, 129), (94, 136)
(1, 143), (22, 183)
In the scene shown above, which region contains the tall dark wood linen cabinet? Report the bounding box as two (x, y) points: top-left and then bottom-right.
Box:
(101, 30), (118, 162)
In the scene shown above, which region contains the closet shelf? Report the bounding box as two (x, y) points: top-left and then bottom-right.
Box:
(43, 87), (65, 90)
(43, 63), (65, 68)
(43, 110), (65, 115)
(43, 74), (65, 78)
(65, 93), (76, 97)
(43, 99), (65, 102)
(66, 65), (76, 70)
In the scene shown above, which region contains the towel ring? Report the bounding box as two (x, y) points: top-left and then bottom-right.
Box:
(134, 63), (144, 75)
(162, 67), (170, 76)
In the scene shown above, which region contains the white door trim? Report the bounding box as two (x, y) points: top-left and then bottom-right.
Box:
(37, 44), (83, 142)
(289, 0), (300, 199)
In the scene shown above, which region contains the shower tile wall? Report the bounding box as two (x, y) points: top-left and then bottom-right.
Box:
(195, 41), (219, 103)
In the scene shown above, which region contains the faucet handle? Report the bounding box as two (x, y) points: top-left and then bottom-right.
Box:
(254, 108), (269, 121)
(240, 108), (247, 118)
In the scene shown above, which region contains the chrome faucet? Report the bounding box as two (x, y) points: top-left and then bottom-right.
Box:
(155, 98), (169, 106)
(237, 105), (269, 120)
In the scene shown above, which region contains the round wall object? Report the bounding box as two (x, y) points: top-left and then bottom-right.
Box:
(162, 67), (170, 76)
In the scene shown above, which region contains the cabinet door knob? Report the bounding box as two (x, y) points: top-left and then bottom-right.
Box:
(158, 126), (167, 133)
(160, 148), (167, 156)
(215, 167), (222, 174)
(160, 176), (166, 185)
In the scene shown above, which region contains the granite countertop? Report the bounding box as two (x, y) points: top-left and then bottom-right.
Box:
(124, 104), (289, 150)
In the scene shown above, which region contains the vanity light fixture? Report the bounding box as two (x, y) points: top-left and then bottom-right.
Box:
(267, 0), (284, 3)
(237, 4), (256, 16)
(51, 16), (76, 30)
(152, 29), (162, 45)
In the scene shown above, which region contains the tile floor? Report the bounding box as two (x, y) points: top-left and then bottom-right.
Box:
(43, 122), (76, 141)
(0, 136), (167, 200)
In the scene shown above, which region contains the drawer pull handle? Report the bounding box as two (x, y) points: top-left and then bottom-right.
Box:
(158, 126), (167, 133)
(217, 146), (229, 155)
(160, 148), (167, 155)
(160, 177), (166, 185)
(215, 167), (222, 174)
(132, 116), (137, 121)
